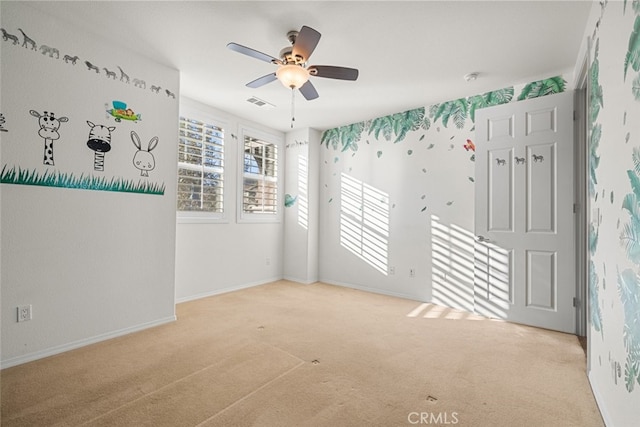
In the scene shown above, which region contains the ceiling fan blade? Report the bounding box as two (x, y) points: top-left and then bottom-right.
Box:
(292, 26), (321, 62)
(299, 80), (319, 100)
(246, 73), (278, 88)
(227, 42), (280, 64)
(309, 65), (359, 81)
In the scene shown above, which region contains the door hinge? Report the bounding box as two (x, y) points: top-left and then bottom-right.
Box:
(573, 297), (580, 307)
(573, 203), (578, 213)
(573, 110), (578, 121)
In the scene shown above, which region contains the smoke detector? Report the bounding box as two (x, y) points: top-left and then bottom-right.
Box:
(464, 72), (479, 82)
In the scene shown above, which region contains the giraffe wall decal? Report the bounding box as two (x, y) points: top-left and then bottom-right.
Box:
(29, 110), (69, 166)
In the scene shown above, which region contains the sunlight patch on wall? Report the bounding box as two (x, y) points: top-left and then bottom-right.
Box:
(297, 154), (309, 230)
(473, 240), (510, 319)
(340, 173), (389, 274)
(431, 215), (475, 312)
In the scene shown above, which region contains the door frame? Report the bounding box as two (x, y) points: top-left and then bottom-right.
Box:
(574, 38), (592, 359)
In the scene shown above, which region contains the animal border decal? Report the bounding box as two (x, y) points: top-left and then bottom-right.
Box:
(0, 113), (8, 132)
(0, 25), (177, 100)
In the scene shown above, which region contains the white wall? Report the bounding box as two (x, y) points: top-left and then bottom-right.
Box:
(283, 128), (320, 284)
(581, 1), (640, 425)
(174, 98), (285, 302)
(1, 2), (179, 367)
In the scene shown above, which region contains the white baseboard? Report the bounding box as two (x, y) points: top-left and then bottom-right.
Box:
(588, 371), (613, 426)
(1, 315), (177, 369)
(319, 278), (424, 302)
(282, 275), (317, 285)
(174, 276), (283, 304)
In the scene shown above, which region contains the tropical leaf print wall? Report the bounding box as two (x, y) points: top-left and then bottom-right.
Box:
(322, 76), (566, 152)
(612, 4), (640, 395)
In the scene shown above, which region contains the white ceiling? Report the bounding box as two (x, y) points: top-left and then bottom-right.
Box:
(26, 0), (593, 133)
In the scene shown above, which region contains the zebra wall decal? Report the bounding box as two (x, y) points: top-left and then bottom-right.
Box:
(86, 121), (115, 171)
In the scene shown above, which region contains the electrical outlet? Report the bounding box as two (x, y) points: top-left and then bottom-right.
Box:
(409, 268), (416, 278)
(389, 266), (395, 275)
(266, 257), (271, 266)
(17, 305), (32, 322)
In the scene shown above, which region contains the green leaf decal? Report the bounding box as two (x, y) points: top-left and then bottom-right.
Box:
(634, 147), (640, 177)
(629, 168), (640, 199)
(284, 193), (298, 207)
(321, 122), (364, 152)
(617, 268), (640, 392)
(340, 122), (364, 152)
(367, 107), (429, 144)
(590, 40), (604, 124)
(517, 76), (566, 100)
(590, 123), (602, 196)
(625, 356), (640, 392)
(589, 222), (599, 255)
(368, 115), (394, 141)
(467, 87), (514, 122)
(321, 128), (340, 150)
(633, 74), (640, 101)
(376, 151), (382, 158)
(431, 98), (468, 129)
(624, 16), (640, 81)
(590, 260), (603, 335)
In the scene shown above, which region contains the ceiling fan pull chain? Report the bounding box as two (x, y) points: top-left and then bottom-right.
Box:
(290, 88), (296, 128)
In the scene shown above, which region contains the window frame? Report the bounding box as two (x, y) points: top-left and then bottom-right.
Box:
(237, 125), (283, 224)
(177, 101), (228, 224)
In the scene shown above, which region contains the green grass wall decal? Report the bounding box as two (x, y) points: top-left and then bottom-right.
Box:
(0, 165), (165, 195)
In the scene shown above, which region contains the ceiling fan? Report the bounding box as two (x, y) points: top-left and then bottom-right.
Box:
(226, 25), (359, 101)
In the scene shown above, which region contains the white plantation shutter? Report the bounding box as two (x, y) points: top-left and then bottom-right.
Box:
(177, 116), (224, 213)
(243, 135), (278, 214)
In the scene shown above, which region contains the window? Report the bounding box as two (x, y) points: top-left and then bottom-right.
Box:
(177, 114), (225, 220)
(239, 130), (281, 221)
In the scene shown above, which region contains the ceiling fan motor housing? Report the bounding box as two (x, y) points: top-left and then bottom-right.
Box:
(279, 47), (305, 65)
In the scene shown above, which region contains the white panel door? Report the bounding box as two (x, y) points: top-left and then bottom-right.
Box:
(474, 91), (575, 333)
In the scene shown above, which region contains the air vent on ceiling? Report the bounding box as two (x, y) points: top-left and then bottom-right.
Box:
(246, 97), (275, 109)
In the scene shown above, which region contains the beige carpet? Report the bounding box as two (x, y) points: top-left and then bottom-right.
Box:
(1, 280), (603, 426)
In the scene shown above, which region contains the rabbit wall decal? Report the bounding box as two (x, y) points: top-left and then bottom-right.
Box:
(130, 130), (158, 177)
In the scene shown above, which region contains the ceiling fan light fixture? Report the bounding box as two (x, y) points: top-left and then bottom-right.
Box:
(276, 64), (309, 89)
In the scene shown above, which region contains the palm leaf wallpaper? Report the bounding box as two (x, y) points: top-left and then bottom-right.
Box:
(586, 0), (640, 406)
(322, 77), (564, 155)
